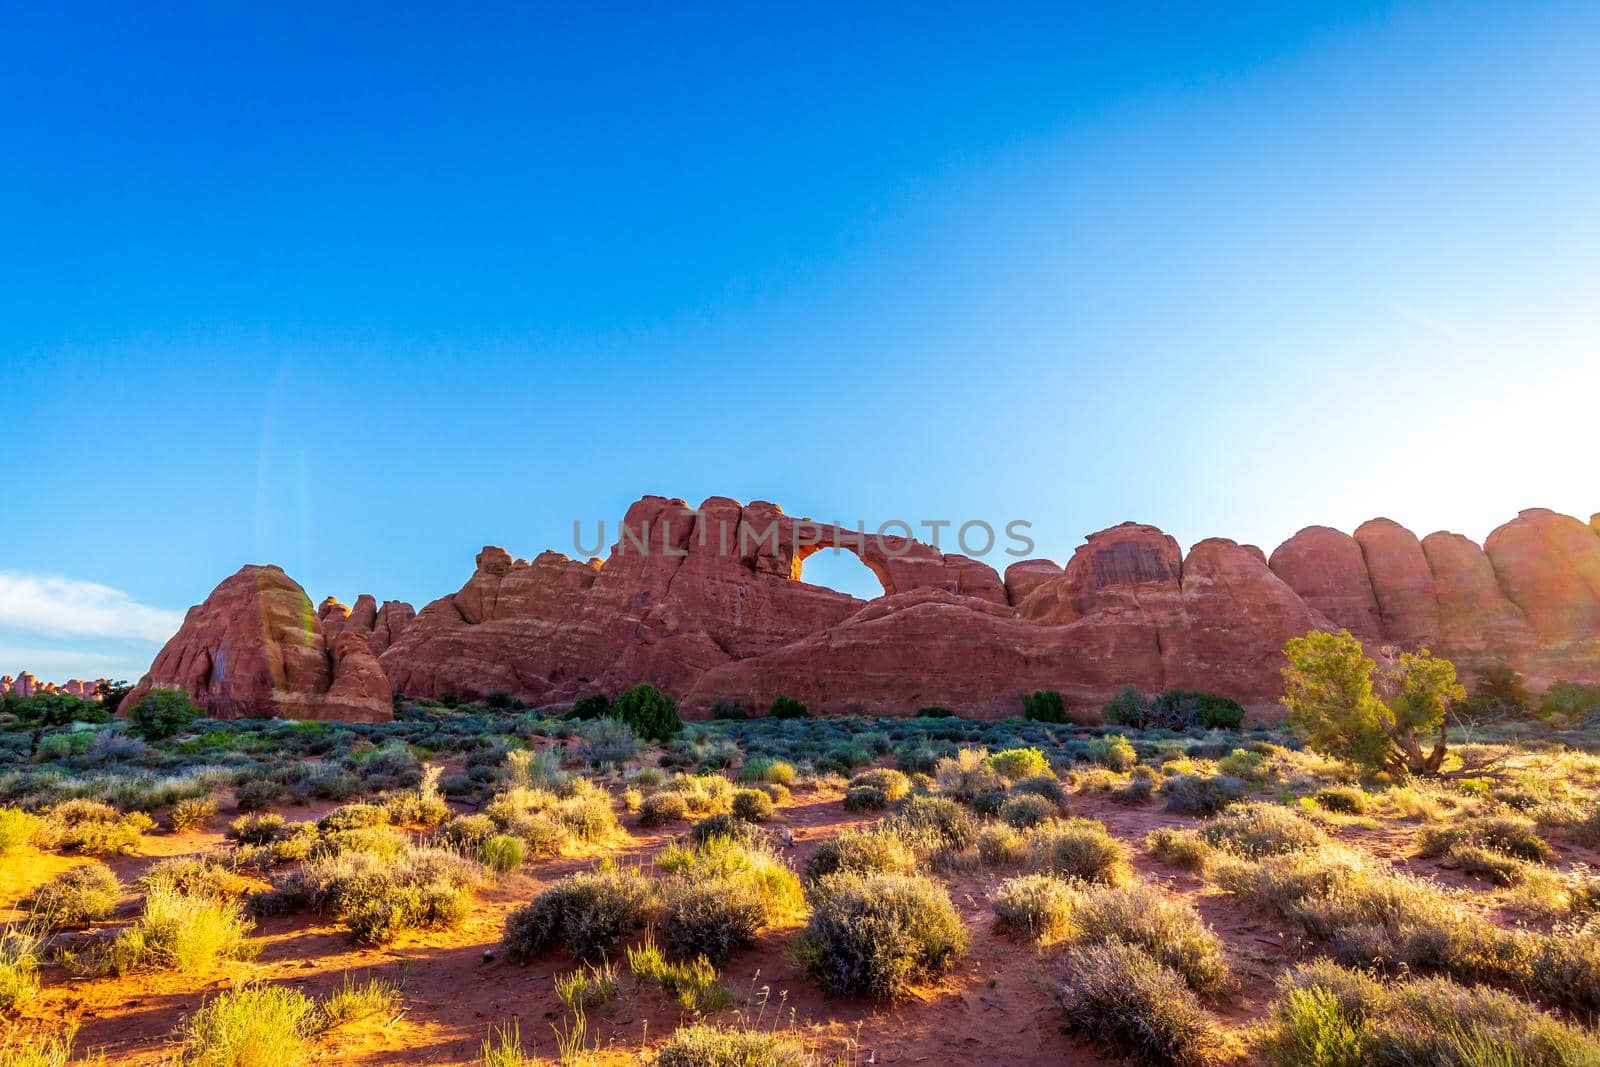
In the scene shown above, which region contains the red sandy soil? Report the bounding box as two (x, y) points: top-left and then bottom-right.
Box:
(10, 780), (1593, 1065)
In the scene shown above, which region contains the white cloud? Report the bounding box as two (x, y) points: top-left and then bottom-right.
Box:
(0, 572), (183, 643)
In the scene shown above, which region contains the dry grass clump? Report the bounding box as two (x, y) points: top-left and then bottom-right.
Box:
(732, 787), (775, 821)
(985, 748), (1053, 781)
(140, 855), (255, 899)
(108, 882), (257, 974)
(999, 793), (1058, 829)
(1201, 802), (1329, 858)
(1056, 940), (1223, 1067)
(1416, 814), (1553, 863)
(0, 926), (43, 1012)
(627, 933), (728, 1013)
(795, 871), (968, 999)
(24, 863), (121, 928)
(1260, 959), (1600, 1066)
(992, 873), (1076, 943)
(182, 983), (319, 1067)
(845, 768), (912, 812)
(639, 773), (735, 826)
(0, 808), (46, 855)
(502, 862), (652, 961)
(228, 812), (285, 845)
(739, 757), (798, 787)
(1313, 786), (1368, 814)
(656, 1022), (812, 1067)
(0, 1022), (97, 1067)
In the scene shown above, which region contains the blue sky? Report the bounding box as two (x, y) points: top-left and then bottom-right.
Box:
(3, 2), (1598, 682)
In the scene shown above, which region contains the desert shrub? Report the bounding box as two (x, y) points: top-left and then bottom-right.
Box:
(0, 929), (42, 1012)
(502, 863), (652, 961)
(886, 795), (979, 853)
(553, 960), (619, 1011)
(985, 748), (1051, 781)
(796, 871), (968, 998)
(317, 803), (390, 832)
(639, 791), (690, 825)
(1446, 842), (1525, 886)
(272, 847), (481, 945)
(1262, 960), (1600, 1067)
(977, 823), (1029, 866)
(1114, 771), (1158, 806)
(1056, 940), (1221, 1067)
(476, 834), (525, 874)
(844, 786), (890, 812)
(933, 747), (1002, 802)
(126, 688), (198, 741)
(732, 788), (774, 822)
(25, 863), (121, 927)
(1314, 786), (1368, 814)
(1000, 794), (1057, 829)
(383, 766), (450, 827)
(1066, 882), (1231, 993)
(1416, 814), (1552, 863)
(659, 877), (767, 964)
(435, 813), (497, 852)
(689, 813), (764, 848)
(849, 768), (911, 801)
(804, 826), (918, 882)
(229, 812), (286, 845)
(171, 796), (218, 833)
(767, 696), (809, 719)
(1146, 827), (1214, 870)
(655, 1022), (810, 1067)
(1202, 802), (1328, 858)
(182, 982), (317, 1067)
(657, 837), (804, 923)
(51, 804), (153, 856)
(110, 883), (256, 974)
(577, 717), (640, 767)
(1086, 734), (1136, 772)
(0, 808), (43, 854)
(140, 855), (252, 899)
(739, 758), (797, 786)
(894, 741), (946, 775)
(568, 694), (610, 720)
(1009, 774), (1068, 805)
(311, 826), (408, 861)
(915, 705), (955, 718)
(1538, 681), (1600, 726)
(627, 933), (728, 1013)
(233, 778), (284, 812)
(1023, 689), (1068, 723)
(1162, 773), (1248, 816)
(1029, 818), (1132, 885)
(992, 873), (1075, 943)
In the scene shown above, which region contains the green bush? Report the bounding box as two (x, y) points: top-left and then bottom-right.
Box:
(502, 864), (652, 961)
(1539, 681), (1600, 726)
(1056, 940), (1221, 1066)
(886, 795), (979, 853)
(230, 812), (286, 844)
(110, 883), (257, 974)
(25, 863), (122, 928)
(476, 834), (525, 874)
(796, 872), (968, 998)
(1086, 734), (1136, 771)
(607, 683), (682, 742)
(271, 847), (481, 945)
(126, 688), (199, 741)
(1202, 803), (1328, 858)
(1023, 689), (1068, 723)
(659, 877), (766, 965)
(739, 758), (797, 786)
(0, 808), (43, 854)
(639, 790), (690, 825)
(1313, 786), (1368, 814)
(768, 696), (810, 719)
(0, 929), (42, 1012)
(568, 693), (610, 720)
(915, 706), (955, 718)
(999, 794), (1057, 829)
(171, 796), (218, 833)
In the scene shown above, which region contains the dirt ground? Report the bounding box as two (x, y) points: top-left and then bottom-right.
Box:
(5, 776), (1595, 1065)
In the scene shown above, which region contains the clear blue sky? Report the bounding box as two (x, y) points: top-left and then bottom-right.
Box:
(3, 2), (1598, 681)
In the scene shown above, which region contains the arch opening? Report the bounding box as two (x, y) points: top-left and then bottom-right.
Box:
(796, 544), (888, 600)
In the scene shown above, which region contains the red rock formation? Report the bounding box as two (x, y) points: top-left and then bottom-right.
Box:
(1269, 526), (1383, 641)
(132, 496), (1600, 723)
(121, 565), (394, 722)
(1355, 518), (1442, 648)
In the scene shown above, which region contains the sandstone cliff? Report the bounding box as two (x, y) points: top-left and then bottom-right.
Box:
(126, 496), (1600, 723)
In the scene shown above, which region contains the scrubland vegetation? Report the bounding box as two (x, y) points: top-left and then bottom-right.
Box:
(5, 657), (1600, 1064)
